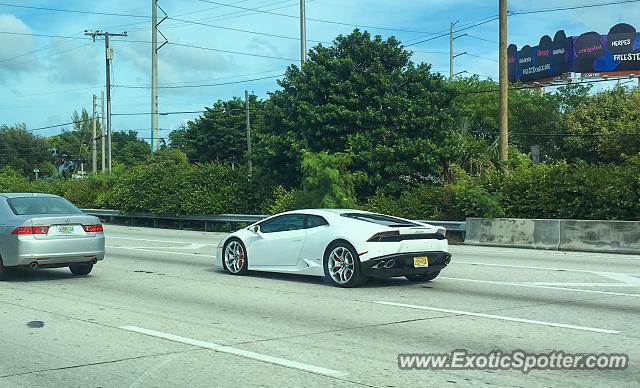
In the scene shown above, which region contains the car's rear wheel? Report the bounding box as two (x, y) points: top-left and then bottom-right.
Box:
(405, 270), (441, 282)
(0, 256), (8, 281)
(323, 242), (365, 288)
(223, 239), (248, 275)
(69, 263), (94, 276)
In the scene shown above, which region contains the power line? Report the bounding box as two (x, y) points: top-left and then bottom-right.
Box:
(511, 0), (640, 15)
(466, 34), (498, 44)
(465, 53), (499, 62)
(197, 0), (440, 34)
(114, 74), (284, 89)
(0, 2), (149, 18)
(167, 16), (328, 43)
(168, 42), (296, 61)
(405, 16), (499, 47)
(103, 0), (296, 34)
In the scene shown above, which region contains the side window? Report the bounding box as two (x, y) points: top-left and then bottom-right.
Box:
(306, 215), (329, 229)
(259, 215), (306, 233)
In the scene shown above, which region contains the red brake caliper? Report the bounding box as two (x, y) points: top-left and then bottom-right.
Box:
(237, 249), (245, 269)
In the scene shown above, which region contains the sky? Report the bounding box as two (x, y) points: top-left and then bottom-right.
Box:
(0, 0), (639, 142)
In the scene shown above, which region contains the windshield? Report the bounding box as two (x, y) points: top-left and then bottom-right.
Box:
(341, 212), (419, 227)
(7, 196), (83, 215)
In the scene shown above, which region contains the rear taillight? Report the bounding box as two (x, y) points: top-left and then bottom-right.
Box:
(12, 226), (49, 235)
(82, 224), (104, 233)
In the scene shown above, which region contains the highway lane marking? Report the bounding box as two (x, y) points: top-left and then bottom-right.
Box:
(455, 261), (640, 277)
(120, 326), (346, 378)
(106, 245), (215, 258)
(374, 301), (619, 334)
(107, 236), (217, 246)
(529, 283), (640, 287)
(439, 277), (640, 298)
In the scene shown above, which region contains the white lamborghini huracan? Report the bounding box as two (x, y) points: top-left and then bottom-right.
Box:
(214, 209), (451, 287)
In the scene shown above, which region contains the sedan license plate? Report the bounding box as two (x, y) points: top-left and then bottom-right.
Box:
(57, 225), (75, 235)
(413, 256), (429, 268)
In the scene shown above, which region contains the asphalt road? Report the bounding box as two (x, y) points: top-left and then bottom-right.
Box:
(1, 225), (639, 388)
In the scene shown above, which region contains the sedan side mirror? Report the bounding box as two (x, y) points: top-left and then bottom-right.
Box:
(248, 225), (260, 234)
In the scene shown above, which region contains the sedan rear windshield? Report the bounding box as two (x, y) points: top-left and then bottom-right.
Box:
(7, 197), (83, 215)
(341, 213), (419, 227)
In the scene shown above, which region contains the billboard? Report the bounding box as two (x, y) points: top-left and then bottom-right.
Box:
(509, 23), (640, 83)
(574, 23), (640, 73)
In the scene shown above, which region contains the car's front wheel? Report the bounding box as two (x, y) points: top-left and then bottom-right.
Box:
(69, 263), (94, 276)
(405, 270), (441, 282)
(323, 242), (365, 288)
(223, 239), (248, 275)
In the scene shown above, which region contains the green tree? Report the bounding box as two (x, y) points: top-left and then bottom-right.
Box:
(256, 30), (457, 196)
(112, 130), (150, 166)
(169, 95), (264, 165)
(561, 85), (640, 163)
(0, 124), (55, 176)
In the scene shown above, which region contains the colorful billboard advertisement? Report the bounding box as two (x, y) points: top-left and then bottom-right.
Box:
(508, 30), (573, 82)
(509, 23), (640, 83)
(574, 23), (640, 73)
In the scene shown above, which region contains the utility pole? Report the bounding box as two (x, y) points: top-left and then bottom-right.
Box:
(300, 0), (306, 65)
(151, 0), (168, 153)
(498, 0), (509, 167)
(100, 91), (106, 172)
(85, 30), (128, 173)
(92, 94), (97, 173)
(245, 90), (252, 174)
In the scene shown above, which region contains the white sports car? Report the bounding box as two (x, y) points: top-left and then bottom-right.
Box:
(215, 209), (451, 287)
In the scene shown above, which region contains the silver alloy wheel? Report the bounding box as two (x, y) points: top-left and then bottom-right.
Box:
(327, 246), (355, 284)
(224, 241), (245, 273)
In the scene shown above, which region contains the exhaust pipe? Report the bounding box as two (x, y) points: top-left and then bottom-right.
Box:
(29, 262), (38, 269)
(91, 258), (98, 265)
(383, 259), (396, 269)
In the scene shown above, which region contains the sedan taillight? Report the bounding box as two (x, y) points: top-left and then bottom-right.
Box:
(12, 226), (49, 235)
(82, 224), (104, 233)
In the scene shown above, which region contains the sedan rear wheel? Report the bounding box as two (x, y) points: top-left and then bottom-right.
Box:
(224, 239), (248, 275)
(0, 257), (8, 281)
(324, 242), (364, 288)
(69, 263), (94, 276)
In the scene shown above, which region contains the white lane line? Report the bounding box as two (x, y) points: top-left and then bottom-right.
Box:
(120, 326), (345, 378)
(529, 282), (640, 288)
(106, 245), (215, 258)
(440, 277), (640, 298)
(108, 236), (217, 246)
(374, 301), (619, 334)
(455, 261), (640, 277)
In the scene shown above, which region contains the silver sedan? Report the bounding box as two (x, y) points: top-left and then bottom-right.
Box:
(0, 193), (105, 280)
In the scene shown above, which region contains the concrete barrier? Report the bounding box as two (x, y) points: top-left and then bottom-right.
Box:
(465, 218), (640, 254)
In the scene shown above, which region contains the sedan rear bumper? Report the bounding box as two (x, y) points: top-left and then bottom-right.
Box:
(361, 251), (451, 279)
(2, 235), (105, 267)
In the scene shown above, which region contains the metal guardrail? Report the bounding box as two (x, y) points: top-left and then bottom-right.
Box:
(81, 209), (466, 234)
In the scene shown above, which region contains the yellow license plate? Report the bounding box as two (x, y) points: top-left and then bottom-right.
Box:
(413, 256), (429, 268)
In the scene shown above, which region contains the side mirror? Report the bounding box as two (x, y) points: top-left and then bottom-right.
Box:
(248, 225), (260, 234)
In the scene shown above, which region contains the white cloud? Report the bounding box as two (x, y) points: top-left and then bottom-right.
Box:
(0, 14), (35, 72)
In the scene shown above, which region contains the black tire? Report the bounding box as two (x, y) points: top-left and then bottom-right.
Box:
(323, 241), (365, 288)
(0, 256), (8, 281)
(223, 238), (249, 275)
(69, 263), (94, 276)
(405, 270), (441, 282)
